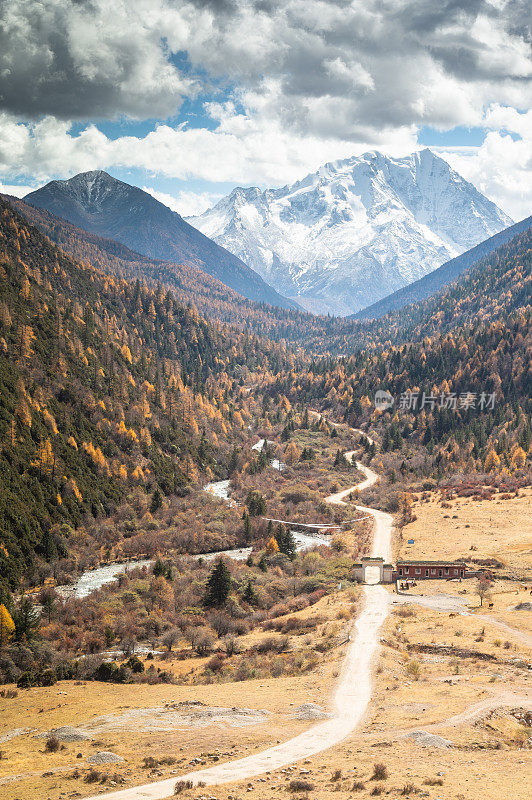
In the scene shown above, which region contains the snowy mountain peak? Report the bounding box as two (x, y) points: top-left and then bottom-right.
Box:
(187, 149), (512, 315)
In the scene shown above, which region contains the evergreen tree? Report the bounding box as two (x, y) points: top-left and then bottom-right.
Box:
(242, 579), (256, 605)
(150, 488), (163, 513)
(275, 524), (296, 559)
(204, 559), (232, 607)
(242, 510), (252, 543)
(13, 597), (40, 641)
(246, 490), (266, 517)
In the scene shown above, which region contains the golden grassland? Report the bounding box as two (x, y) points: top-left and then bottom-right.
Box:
(400, 487), (532, 573)
(1, 492), (530, 800)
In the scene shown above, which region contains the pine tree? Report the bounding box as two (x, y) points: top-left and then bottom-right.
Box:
(242, 510), (252, 543)
(150, 488), (163, 513)
(275, 523), (296, 559)
(242, 579), (256, 605)
(204, 559), (232, 607)
(13, 597), (39, 641)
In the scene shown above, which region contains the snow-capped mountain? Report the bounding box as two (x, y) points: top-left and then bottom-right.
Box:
(24, 171), (297, 310)
(187, 149), (512, 315)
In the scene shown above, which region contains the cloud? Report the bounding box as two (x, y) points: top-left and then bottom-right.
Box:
(0, 182), (36, 198)
(142, 186), (221, 216)
(0, 0), (196, 119)
(0, 1), (530, 220)
(439, 127), (532, 220)
(1, 0), (529, 138)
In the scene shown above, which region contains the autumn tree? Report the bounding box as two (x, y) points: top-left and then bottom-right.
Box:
(0, 604), (15, 645)
(476, 575), (492, 607)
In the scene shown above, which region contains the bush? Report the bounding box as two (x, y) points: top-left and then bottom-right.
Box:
(174, 779), (193, 793)
(206, 654), (225, 673)
(288, 779), (315, 792)
(253, 636), (289, 654)
(17, 670), (34, 689)
(84, 768), (101, 783)
(39, 668), (57, 686)
(126, 655), (144, 673)
(405, 659), (421, 680)
(45, 735), (60, 753)
(372, 763), (388, 780)
(352, 780), (365, 790)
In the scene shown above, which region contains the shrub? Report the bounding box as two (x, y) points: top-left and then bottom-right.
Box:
(370, 786), (384, 796)
(331, 769), (342, 781)
(174, 779), (193, 793)
(84, 768), (101, 783)
(39, 668), (57, 686)
(45, 735), (60, 753)
(423, 778), (443, 786)
(405, 659), (421, 680)
(206, 654), (225, 673)
(352, 780), (365, 790)
(253, 636), (289, 654)
(16, 670), (35, 689)
(401, 783), (419, 795)
(372, 763), (388, 780)
(288, 779), (315, 791)
(126, 655), (144, 673)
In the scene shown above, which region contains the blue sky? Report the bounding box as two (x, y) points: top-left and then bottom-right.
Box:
(0, 1), (530, 219)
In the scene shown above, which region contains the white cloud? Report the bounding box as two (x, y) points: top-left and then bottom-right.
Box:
(0, 182), (36, 198)
(142, 186), (221, 216)
(435, 106), (532, 221)
(0, 2), (530, 219)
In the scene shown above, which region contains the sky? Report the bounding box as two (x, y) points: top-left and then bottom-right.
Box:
(0, 0), (530, 219)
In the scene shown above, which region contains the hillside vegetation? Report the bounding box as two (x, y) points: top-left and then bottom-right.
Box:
(0, 199), (292, 591)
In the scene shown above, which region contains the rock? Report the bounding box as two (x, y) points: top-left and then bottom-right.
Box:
(291, 703), (331, 720)
(38, 726), (90, 743)
(87, 751), (124, 764)
(406, 731), (453, 749)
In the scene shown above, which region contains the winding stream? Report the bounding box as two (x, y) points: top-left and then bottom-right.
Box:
(84, 441), (392, 800)
(56, 559), (154, 600)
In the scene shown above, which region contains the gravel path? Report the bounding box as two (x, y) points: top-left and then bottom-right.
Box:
(83, 454), (392, 800)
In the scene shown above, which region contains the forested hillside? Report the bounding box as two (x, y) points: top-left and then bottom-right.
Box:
(11, 197), (530, 359)
(24, 171), (297, 310)
(0, 199), (292, 590)
(261, 230), (531, 480)
(354, 215), (532, 320)
(8, 196), (313, 335)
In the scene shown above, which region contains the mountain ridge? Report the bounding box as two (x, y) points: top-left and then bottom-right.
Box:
(352, 214), (532, 320)
(24, 171), (298, 311)
(187, 149), (512, 315)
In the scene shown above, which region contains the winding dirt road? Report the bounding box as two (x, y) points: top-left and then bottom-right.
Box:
(84, 442), (392, 800)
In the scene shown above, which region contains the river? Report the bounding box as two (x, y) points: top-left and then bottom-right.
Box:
(84, 452), (392, 800)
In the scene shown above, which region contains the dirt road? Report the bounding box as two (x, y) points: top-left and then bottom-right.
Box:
(83, 461), (392, 800)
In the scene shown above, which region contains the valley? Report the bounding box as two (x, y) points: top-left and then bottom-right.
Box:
(0, 122), (530, 800)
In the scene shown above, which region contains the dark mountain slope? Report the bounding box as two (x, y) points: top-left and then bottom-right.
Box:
(0, 198), (288, 589)
(24, 171), (297, 310)
(8, 195), (306, 332)
(353, 215), (532, 320)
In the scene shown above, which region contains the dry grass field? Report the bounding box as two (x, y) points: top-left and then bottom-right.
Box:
(1, 487), (530, 800)
(400, 487), (532, 573)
